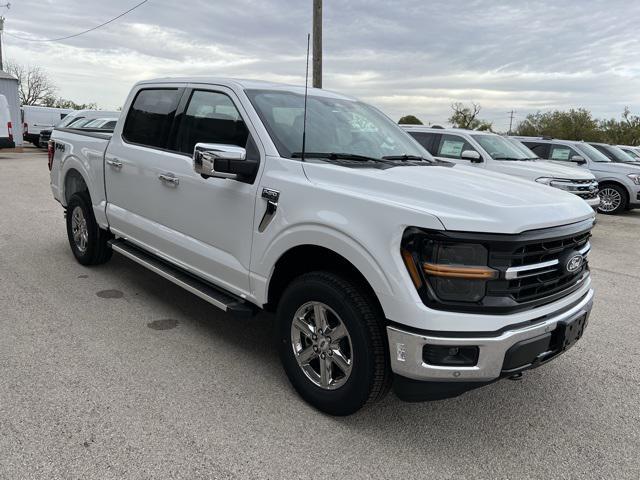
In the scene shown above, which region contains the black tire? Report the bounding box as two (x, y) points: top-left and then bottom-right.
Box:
(277, 271), (391, 416)
(597, 184), (628, 215)
(66, 191), (113, 265)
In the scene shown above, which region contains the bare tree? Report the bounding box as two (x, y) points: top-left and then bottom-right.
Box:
(5, 61), (57, 106)
(448, 102), (492, 131)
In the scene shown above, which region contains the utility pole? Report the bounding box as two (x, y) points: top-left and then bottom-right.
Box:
(312, 0), (322, 88)
(508, 110), (515, 135)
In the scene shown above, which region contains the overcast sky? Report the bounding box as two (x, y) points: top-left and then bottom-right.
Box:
(4, 0), (640, 131)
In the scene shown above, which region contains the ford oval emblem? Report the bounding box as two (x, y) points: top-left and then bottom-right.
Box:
(566, 254), (583, 273)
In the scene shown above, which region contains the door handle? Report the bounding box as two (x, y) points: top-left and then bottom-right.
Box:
(158, 173), (179, 186)
(106, 159), (123, 169)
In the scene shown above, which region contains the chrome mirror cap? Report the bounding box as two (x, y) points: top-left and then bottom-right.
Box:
(193, 143), (247, 179)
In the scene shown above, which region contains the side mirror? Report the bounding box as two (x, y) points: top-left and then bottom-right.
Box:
(570, 155), (586, 165)
(193, 143), (255, 180)
(461, 150), (482, 163)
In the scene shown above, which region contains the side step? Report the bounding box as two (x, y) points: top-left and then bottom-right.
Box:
(109, 239), (256, 318)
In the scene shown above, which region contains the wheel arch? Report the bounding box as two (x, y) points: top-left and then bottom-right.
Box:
(63, 168), (90, 205)
(265, 244), (385, 317)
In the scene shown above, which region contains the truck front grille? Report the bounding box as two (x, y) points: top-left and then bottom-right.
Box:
(486, 229), (591, 305)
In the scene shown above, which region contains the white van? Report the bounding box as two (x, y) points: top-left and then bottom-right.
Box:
(22, 106), (74, 146)
(0, 94), (14, 148)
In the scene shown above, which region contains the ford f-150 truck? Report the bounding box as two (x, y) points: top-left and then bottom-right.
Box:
(49, 78), (595, 415)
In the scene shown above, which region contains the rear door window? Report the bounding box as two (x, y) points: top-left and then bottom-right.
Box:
(522, 142), (550, 159)
(407, 131), (437, 154)
(122, 88), (181, 149)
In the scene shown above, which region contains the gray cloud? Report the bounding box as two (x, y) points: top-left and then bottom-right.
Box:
(4, 0), (640, 130)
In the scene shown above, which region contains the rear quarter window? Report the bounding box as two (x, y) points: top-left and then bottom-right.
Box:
(122, 88), (181, 149)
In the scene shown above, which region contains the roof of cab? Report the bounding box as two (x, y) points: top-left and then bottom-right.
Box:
(135, 77), (358, 101)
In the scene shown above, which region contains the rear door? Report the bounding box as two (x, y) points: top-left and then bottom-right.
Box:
(105, 85), (185, 256)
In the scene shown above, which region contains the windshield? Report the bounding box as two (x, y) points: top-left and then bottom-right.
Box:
(621, 147), (640, 159)
(506, 137), (538, 158)
(55, 114), (82, 128)
(245, 89), (431, 161)
(606, 145), (638, 163)
(470, 134), (529, 160)
(575, 143), (610, 162)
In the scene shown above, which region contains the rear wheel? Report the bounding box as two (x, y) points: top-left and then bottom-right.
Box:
(277, 271), (391, 415)
(598, 184), (628, 214)
(66, 191), (112, 265)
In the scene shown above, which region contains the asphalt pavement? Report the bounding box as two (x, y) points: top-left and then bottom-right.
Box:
(0, 148), (638, 479)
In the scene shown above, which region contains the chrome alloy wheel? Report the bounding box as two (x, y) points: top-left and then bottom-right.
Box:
(290, 301), (353, 390)
(71, 206), (89, 253)
(598, 187), (622, 213)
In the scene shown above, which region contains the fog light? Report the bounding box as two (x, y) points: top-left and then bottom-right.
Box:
(396, 343), (407, 362)
(423, 345), (479, 366)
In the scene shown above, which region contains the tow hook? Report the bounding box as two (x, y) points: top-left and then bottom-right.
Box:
(508, 372), (523, 381)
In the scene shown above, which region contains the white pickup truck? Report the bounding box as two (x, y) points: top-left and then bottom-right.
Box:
(49, 78), (595, 415)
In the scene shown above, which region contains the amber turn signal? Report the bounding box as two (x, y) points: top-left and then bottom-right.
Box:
(422, 263), (497, 280)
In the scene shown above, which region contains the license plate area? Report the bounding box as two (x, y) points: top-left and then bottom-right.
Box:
(556, 312), (589, 351)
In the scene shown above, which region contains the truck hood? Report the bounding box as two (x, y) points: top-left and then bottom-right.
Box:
(502, 159), (595, 180)
(302, 162), (595, 234)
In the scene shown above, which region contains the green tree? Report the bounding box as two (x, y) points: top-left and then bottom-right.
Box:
(448, 102), (492, 131)
(599, 107), (640, 146)
(514, 109), (600, 141)
(398, 115), (423, 125)
(41, 96), (98, 110)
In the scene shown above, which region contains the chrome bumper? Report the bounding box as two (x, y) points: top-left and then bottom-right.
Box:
(585, 195), (600, 208)
(387, 288), (594, 382)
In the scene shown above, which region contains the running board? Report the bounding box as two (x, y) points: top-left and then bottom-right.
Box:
(109, 239), (256, 318)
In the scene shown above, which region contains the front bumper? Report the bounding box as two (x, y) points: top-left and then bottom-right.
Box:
(387, 288), (593, 383)
(585, 195), (600, 208)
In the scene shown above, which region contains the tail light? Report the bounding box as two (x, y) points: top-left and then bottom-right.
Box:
(23, 122), (28, 136)
(7, 121), (12, 141)
(47, 140), (55, 171)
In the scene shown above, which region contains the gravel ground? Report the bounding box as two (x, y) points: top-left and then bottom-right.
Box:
(0, 148), (638, 479)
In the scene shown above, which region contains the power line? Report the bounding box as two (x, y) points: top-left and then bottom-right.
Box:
(4, 0), (149, 43)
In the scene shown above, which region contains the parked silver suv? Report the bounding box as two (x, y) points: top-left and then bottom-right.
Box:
(512, 136), (640, 214)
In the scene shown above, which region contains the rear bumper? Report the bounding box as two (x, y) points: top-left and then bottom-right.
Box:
(387, 288), (593, 387)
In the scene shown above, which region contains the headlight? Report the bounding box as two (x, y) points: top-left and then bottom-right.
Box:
(401, 229), (496, 304)
(628, 173), (640, 185)
(535, 177), (553, 185)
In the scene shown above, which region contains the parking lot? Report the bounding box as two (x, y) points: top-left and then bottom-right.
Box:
(1, 148), (638, 479)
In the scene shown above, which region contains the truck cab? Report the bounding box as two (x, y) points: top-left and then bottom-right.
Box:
(49, 78), (596, 415)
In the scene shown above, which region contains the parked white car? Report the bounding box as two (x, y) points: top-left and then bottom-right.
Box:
(0, 94), (14, 148)
(22, 105), (74, 146)
(401, 126), (600, 208)
(49, 78), (595, 415)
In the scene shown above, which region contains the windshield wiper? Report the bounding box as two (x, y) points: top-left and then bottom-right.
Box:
(493, 156), (527, 161)
(291, 152), (387, 163)
(381, 154), (432, 162)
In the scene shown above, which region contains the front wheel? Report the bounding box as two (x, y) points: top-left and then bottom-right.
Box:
(598, 184), (628, 214)
(277, 272), (391, 415)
